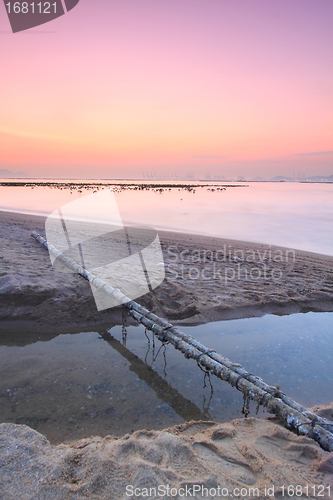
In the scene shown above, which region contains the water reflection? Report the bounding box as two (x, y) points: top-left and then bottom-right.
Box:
(100, 331), (210, 422)
(0, 311), (331, 444)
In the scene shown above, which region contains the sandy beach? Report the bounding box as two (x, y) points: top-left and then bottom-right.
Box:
(1, 210), (332, 332)
(0, 210), (332, 498)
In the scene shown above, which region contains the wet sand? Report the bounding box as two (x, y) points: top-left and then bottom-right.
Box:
(1, 210), (332, 332)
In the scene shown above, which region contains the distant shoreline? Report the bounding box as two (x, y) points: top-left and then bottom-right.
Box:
(0, 180), (246, 189)
(1, 177), (333, 183)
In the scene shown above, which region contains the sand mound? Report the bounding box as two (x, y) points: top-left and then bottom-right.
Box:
(1, 412), (332, 500)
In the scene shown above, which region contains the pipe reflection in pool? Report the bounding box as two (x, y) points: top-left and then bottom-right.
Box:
(100, 330), (211, 422)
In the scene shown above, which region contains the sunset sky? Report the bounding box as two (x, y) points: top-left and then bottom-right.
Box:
(0, 0), (332, 179)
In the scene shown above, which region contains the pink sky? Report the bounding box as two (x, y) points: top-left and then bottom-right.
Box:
(0, 0), (332, 179)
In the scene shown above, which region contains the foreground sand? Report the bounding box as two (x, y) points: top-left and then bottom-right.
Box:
(1, 407), (332, 500)
(0, 210), (332, 498)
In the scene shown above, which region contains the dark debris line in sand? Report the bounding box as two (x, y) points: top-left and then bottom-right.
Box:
(31, 231), (333, 452)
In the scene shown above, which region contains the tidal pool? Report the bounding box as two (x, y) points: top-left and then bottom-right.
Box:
(0, 311), (331, 443)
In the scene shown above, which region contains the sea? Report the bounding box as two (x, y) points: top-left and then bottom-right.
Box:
(0, 179), (332, 255)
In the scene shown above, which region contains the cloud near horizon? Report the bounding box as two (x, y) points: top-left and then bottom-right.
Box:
(192, 155), (228, 160)
(294, 151), (333, 157)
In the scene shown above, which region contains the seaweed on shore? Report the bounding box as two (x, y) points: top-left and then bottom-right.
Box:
(0, 180), (247, 194)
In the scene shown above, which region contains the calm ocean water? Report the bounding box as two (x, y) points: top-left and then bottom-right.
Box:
(0, 180), (332, 255)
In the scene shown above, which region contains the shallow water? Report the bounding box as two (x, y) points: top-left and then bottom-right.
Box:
(0, 180), (332, 255)
(0, 311), (331, 444)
